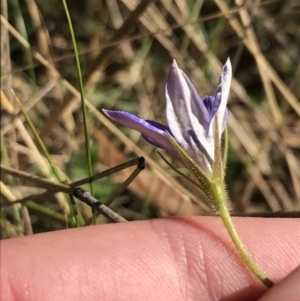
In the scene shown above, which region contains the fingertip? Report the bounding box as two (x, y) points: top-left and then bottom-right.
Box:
(257, 266), (300, 301)
(1, 217), (299, 301)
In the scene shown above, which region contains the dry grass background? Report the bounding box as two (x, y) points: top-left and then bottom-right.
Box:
(1, 0), (300, 237)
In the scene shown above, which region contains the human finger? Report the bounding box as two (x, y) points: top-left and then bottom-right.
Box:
(1, 217), (299, 301)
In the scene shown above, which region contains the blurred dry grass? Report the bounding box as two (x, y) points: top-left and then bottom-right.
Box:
(1, 0), (300, 238)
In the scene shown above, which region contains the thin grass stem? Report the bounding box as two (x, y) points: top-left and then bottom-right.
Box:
(104, 157), (145, 207)
(61, 0), (95, 222)
(25, 200), (77, 227)
(71, 157), (142, 187)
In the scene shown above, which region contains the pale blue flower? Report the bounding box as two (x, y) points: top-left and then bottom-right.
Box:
(103, 59), (232, 174)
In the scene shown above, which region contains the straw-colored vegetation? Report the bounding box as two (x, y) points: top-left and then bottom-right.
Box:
(1, 0), (299, 237)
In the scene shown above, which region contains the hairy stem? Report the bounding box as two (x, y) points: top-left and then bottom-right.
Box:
(210, 181), (274, 288)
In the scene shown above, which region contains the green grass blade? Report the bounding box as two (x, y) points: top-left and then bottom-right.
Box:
(61, 0), (96, 222)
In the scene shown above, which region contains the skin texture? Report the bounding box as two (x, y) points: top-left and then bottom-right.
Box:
(1, 216), (300, 301)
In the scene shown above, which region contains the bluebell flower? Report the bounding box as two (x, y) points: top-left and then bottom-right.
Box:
(103, 60), (276, 288)
(103, 59), (232, 176)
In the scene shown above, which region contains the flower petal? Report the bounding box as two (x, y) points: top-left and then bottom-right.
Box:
(142, 120), (171, 148)
(165, 60), (213, 167)
(207, 58), (232, 136)
(182, 73), (210, 129)
(102, 109), (174, 152)
(216, 58), (232, 135)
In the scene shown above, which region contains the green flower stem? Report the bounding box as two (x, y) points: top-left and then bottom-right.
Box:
(210, 180), (274, 288)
